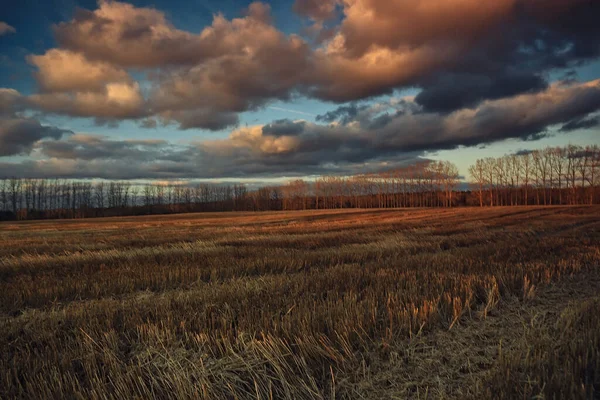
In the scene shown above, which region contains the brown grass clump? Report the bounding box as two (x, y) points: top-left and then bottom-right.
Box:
(1, 206), (599, 399)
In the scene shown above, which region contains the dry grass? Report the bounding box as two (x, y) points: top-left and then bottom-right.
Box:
(1, 206), (599, 399)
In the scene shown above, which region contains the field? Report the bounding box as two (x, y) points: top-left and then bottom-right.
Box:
(1, 207), (599, 399)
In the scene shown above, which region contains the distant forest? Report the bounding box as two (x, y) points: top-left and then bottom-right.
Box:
(1, 144), (598, 221)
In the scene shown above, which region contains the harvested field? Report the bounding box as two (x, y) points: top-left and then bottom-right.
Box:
(1, 206), (599, 399)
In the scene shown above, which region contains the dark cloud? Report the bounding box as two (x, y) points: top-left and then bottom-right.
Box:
(0, 159), (198, 180)
(308, 0), (600, 105)
(513, 149), (534, 156)
(0, 88), (73, 157)
(414, 72), (548, 113)
(0, 118), (71, 156)
(253, 79), (600, 164)
(316, 100), (410, 129)
(316, 103), (363, 124)
(262, 119), (306, 136)
(560, 115), (600, 132)
(36, 134), (180, 162)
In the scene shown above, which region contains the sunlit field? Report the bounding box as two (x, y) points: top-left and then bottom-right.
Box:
(1, 207), (599, 399)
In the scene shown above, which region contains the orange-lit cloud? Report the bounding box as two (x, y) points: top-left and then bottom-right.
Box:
(28, 49), (130, 92)
(29, 81), (145, 119)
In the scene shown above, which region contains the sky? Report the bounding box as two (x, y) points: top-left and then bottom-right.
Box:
(0, 0), (599, 183)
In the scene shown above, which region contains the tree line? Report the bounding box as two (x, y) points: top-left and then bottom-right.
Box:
(468, 144), (599, 207)
(0, 145), (598, 220)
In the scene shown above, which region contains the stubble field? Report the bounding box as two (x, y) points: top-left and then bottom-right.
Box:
(1, 207), (599, 399)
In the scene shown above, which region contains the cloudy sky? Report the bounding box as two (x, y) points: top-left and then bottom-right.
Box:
(1, 0), (599, 182)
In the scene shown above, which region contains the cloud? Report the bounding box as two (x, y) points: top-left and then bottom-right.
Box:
(560, 115), (600, 132)
(262, 119), (306, 136)
(146, 10), (311, 130)
(29, 81), (145, 119)
(28, 49), (130, 92)
(26, 48), (144, 122)
(0, 158), (198, 180)
(0, 22), (16, 36)
(0, 88), (25, 115)
(20, 0), (600, 130)
(0, 118), (71, 157)
(36, 134), (176, 161)
(7, 79), (598, 180)
(413, 72), (548, 113)
(52, 1), (286, 69)
(373, 79), (600, 152)
(316, 99), (412, 129)
(0, 88), (73, 157)
(308, 0), (600, 106)
(206, 79), (600, 170)
(293, 0), (338, 21)
(3, 0), (599, 176)
(203, 125), (301, 155)
(51, 1), (300, 69)
(35, 1), (311, 130)
(53, 1), (202, 67)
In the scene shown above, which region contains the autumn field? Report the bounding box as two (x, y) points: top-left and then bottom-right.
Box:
(1, 207), (599, 399)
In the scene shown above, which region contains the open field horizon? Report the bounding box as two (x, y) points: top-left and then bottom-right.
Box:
(2, 204), (598, 229)
(1, 206), (599, 399)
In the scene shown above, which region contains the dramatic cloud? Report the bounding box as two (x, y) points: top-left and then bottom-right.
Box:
(0, 22), (16, 36)
(308, 0), (600, 106)
(29, 1), (311, 129)
(201, 79), (600, 173)
(20, 0), (600, 130)
(3, 0), (600, 180)
(53, 1), (282, 68)
(7, 79), (598, 179)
